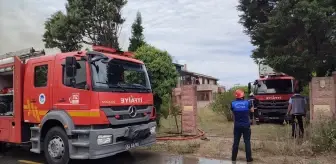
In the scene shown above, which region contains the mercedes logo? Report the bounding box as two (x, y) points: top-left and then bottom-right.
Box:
(128, 106), (137, 118)
(271, 101), (277, 106)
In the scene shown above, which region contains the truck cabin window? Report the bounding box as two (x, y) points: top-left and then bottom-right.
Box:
(0, 67), (14, 116)
(256, 79), (293, 94)
(90, 59), (151, 92)
(62, 60), (87, 89)
(34, 65), (48, 87)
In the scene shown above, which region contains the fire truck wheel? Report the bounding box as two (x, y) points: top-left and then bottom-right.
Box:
(44, 126), (70, 164)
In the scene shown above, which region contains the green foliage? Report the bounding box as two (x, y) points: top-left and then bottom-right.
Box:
(128, 12), (146, 52)
(159, 94), (181, 132)
(210, 91), (235, 121)
(43, 0), (127, 51)
(211, 85), (249, 121)
(159, 94), (171, 119)
(135, 44), (179, 123)
(301, 85), (309, 97)
(238, 0), (336, 83)
(237, 0), (279, 36)
(42, 11), (82, 52)
(229, 85), (249, 95)
(311, 120), (336, 153)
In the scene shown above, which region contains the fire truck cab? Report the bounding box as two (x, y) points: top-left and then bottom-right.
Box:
(0, 46), (156, 164)
(248, 64), (299, 122)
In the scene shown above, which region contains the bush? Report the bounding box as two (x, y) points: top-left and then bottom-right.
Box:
(135, 44), (178, 126)
(229, 85), (249, 95)
(301, 85), (309, 97)
(210, 86), (248, 121)
(210, 91), (235, 121)
(311, 120), (336, 153)
(159, 94), (170, 119)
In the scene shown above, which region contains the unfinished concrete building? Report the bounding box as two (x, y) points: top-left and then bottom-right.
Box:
(173, 63), (225, 109)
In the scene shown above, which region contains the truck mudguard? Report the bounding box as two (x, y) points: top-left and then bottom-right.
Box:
(40, 109), (76, 136)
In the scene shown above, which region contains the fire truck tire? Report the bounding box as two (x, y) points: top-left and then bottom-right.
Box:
(44, 126), (71, 164)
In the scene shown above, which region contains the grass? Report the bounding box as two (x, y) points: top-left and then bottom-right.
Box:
(156, 115), (182, 137)
(141, 107), (336, 163)
(197, 108), (289, 141)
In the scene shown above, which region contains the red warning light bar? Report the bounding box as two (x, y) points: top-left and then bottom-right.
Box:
(92, 46), (117, 53)
(92, 46), (135, 58)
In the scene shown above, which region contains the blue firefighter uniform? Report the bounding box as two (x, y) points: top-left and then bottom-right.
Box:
(231, 98), (253, 162)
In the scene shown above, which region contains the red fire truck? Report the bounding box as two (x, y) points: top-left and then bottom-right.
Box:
(0, 46), (156, 164)
(248, 64), (300, 123)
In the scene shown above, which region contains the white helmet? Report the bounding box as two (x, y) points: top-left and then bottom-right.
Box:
(249, 92), (254, 96)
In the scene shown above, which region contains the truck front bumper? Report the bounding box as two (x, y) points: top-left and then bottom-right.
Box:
(70, 121), (157, 160)
(258, 108), (288, 121)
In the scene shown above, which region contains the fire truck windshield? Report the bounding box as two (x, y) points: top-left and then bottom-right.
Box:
(90, 58), (151, 92)
(255, 79), (293, 94)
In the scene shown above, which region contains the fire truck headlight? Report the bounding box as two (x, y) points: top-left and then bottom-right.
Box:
(97, 135), (112, 145)
(150, 126), (156, 134)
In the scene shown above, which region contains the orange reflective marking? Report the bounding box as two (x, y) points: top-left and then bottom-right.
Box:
(24, 100), (100, 119)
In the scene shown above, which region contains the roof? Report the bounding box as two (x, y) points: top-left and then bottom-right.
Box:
(173, 62), (219, 80)
(173, 63), (184, 67)
(182, 70), (219, 80)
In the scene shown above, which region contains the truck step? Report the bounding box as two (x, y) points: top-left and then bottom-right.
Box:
(72, 141), (90, 147)
(30, 126), (40, 131)
(30, 137), (39, 142)
(70, 153), (89, 159)
(30, 148), (40, 154)
(71, 129), (90, 134)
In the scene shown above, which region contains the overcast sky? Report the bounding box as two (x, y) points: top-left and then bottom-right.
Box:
(0, 0), (259, 88)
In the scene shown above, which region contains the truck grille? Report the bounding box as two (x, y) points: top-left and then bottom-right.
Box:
(257, 100), (288, 109)
(101, 105), (152, 126)
(108, 105), (149, 111)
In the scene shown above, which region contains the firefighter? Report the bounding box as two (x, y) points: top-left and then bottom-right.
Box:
(249, 92), (259, 125)
(287, 89), (307, 138)
(231, 89), (254, 163)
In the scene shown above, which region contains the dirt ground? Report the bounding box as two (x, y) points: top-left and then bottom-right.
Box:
(140, 108), (336, 164)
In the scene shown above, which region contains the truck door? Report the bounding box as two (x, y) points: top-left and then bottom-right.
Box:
(53, 58), (91, 121)
(11, 56), (25, 143)
(0, 57), (24, 143)
(24, 60), (53, 124)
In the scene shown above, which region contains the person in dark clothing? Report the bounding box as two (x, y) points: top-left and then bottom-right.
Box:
(287, 89), (307, 138)
(248, 93), (259, 125)
(231, 89), (254, 163)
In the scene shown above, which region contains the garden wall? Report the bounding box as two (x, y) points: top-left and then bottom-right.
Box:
(309, 72), (336, 122)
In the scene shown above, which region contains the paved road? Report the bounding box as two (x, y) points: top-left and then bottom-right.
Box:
(0, 147), (243, 164)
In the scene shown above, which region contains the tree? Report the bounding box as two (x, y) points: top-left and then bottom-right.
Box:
(238, 0), (336, 83)
(229, 85), (249, 96)
(42, 11), (82, 52)
(43, 0), (127, 51)
(237, 0), (279, 36)
(128, 11), (146, 52)
(135, 44), (179, 126)
(211, 91), (235, 121)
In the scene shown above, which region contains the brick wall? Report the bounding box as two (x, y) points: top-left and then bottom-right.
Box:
(310, 71), (336, 122)
(173, 85), (198, 135)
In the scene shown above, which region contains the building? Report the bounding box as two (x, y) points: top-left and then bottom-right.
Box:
(173, 63), (225, 109)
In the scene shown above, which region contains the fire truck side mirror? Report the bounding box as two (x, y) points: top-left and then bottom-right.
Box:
(65, 56), (77, 87)
(248, 83), (251, 93)
(65, 56), (77, 77)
